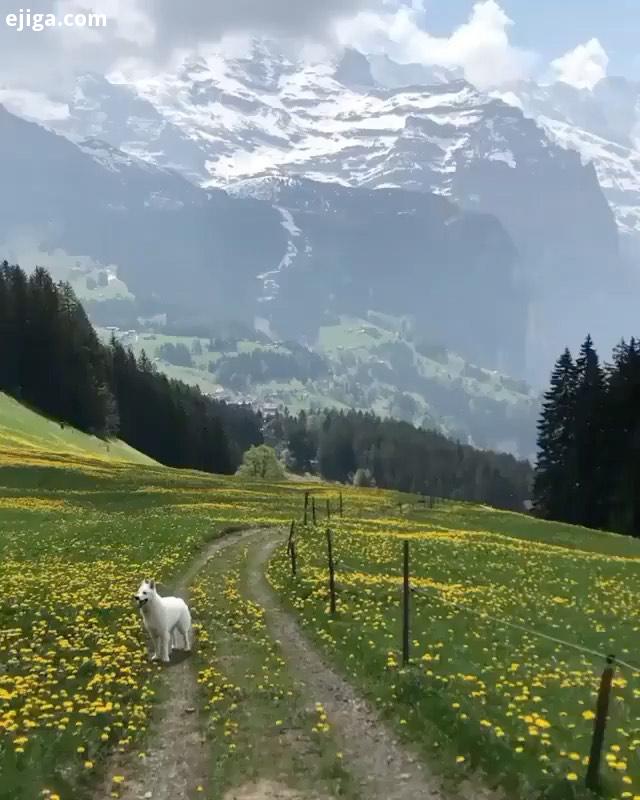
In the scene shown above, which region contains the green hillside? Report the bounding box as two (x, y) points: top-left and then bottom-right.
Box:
(1, 397), (637, 800)
(98, 313), (539, 458)
(270, 504), (640, 799)
(0, 392), (157, 466)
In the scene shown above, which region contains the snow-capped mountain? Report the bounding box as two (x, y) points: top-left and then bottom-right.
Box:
(48, 40), (624, 383)
(63, 38), (626, 279)
(4, 39), (638, 452)
(0, 101), (541, 455)
(57, 42), (610, 214)
(0, 103), (525, 372)
(507, 78), (640, 250)
(53, 42), (618, 281)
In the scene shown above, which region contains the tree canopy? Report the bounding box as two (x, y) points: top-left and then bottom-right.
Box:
(0, 261), (262, 473)
(236, 445), (285, 480)
(534, 335), (640, 536)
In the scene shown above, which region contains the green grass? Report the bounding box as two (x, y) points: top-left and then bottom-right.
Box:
(403, 499), (640, 558)
(4, 392), (640, 800)
(0, 392), (157, 466)
(192, 543), (358, 799)
(268, 503), (640, 800)
(0, 395), (355, 799)
(316, 316), (535, 405)
(0, 465), (230, 799)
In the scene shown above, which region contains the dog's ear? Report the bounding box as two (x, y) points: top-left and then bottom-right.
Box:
(149, 579), (156, 590)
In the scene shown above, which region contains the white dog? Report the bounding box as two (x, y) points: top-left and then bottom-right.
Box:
(134, 578), (192, 663)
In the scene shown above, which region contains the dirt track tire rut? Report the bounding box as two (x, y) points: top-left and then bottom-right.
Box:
(246, 536), (446, 800)
(95, 528), (265, 800)
(98, 527), (480, 800)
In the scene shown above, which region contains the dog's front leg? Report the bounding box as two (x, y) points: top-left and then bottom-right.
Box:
(150, 635), (161, 662)
(160, 632), (171, 664)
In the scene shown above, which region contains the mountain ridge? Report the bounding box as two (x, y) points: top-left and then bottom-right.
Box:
(43, 41), (625, 381)
(2, 42), (636, 456)
(0, 102), (540, 455)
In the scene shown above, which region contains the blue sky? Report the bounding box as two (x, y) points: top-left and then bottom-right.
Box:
(423, 0), (640, 78)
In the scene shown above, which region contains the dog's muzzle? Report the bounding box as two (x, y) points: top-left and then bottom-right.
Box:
(135, 597), (149, 608)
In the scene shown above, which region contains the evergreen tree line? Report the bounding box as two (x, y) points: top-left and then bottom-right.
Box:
(0, 261), (533, 509)
(0, 262), (262, 472)
(268, 410), (532, 510)
(534, 335), (640, 535)
(214, 348), (328, 390)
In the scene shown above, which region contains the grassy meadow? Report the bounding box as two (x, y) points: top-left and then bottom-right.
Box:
(0, 394), (327, 799)
(2, 391), (640, 799)
(191, 542), (357, 799)
(268, 504), (640, 800)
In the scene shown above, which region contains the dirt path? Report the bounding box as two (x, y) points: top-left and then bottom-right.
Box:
(223, 781), (329, 800)
(96, 528), (266, 800)
(246, 537), (447, 800)
(100, 528), (489, 800)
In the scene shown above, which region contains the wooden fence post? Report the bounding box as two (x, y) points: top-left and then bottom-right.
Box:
(303, 492), (309, 525)
(312, 497), (317, 526)
(287, 520), (296, 577)
(339, 492), (343, 517)
(585, 655), (616, 793)
(326, 528), (337, 615)
(287, 520), (295, 551)
(402, 540), (410, 666)
(326, 498), (331, 519)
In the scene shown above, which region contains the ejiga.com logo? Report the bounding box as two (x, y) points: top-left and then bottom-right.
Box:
(5, 7), (107, 32)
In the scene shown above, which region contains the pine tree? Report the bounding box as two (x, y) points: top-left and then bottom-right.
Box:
(573, 335), (607, 528)
(1, 263), (28, 396)
(318, 413), (357, 482)
(24, 267), (61, 418)
(0, 263), (252, 474)
(533, 349), (578, 521)
(605, 339), (640, 534)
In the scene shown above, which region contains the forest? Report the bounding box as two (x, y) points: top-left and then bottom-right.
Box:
(534, 335), (640, 535)
(0, 262), (532, 509)
(269, 409), (532, 510)
(0, 262), (261, 472)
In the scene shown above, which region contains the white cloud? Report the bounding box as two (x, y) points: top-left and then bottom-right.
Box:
(0, 0), (373, 95)
(489, 90), (524, 111)
(0, 0), (159, 94)
(0, 88), (69, 121)
(335, 0), (536, 90)
(551, 38), (609, 90)
(0, 0), (547, 102)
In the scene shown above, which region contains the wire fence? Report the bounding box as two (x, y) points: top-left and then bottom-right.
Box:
(284, 494), (640, 794)
(410, 583), (640, 677)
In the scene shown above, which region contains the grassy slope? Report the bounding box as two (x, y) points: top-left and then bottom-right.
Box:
(98, 318), (538, 455)
(269, 501), (640, 800)
(0, 396), (346, 800)
(2, 397), (638, 800)
(0, 392), (157, 466)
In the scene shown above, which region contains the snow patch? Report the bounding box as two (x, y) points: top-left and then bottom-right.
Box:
(257, 206), (302, 303)
(487, 150), (517, 168)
